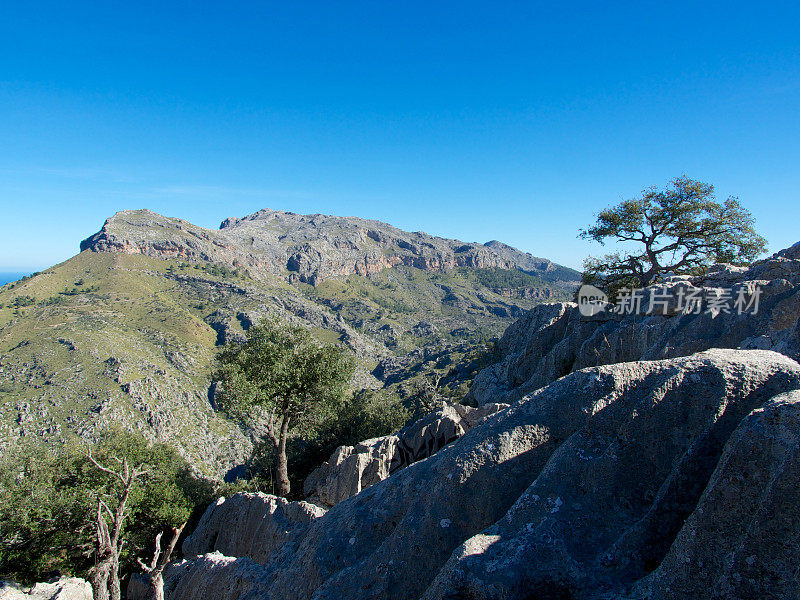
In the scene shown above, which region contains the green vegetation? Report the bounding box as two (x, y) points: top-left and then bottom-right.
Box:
(0, 248), (560, 478)
(167, 262), (249, 279)
(0, 429), (213, 588)
(580, 176), (767, 297)
(214, 319), (356, 496)
(10, 295), (35, 307)
(248, 388), (410, 496)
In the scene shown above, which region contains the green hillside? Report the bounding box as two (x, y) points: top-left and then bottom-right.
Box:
(0, 216), (576, 478)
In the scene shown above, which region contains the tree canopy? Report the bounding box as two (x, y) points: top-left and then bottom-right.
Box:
(579, 176), (767, 296)
(214, 318), (356, 496)
(0, 429), (210, 587)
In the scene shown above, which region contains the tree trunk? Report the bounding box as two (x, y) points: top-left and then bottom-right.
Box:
(91, 561), (112, 600)
(150, 572), (165, 600)
(275, 413), (291, 497)
(110, 557), (122, 600)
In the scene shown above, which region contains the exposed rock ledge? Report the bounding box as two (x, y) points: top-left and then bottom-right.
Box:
(182, 493), (326, 563)
(468, 241), (800, 405)
(160, 349), (800, 600)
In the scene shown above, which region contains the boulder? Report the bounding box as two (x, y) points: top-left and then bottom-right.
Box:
(165, 349), (800, 600)
(0, 582), (27, 600)
(0, 578), (91, 600)
(182, 493), (325, 564)
(165, 554), (267, 600)
(303, 402), (507, 506)
(303, 435), (398, 507)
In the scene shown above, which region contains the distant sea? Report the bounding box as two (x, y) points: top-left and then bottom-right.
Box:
(0, 272), (30, 286)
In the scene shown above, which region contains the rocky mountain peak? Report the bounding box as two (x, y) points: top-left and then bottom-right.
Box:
(80, 208), (579, 286)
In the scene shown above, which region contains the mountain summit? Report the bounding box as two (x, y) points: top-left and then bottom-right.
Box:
(81, 209), (578, 286)
(2, 209), (577, 477)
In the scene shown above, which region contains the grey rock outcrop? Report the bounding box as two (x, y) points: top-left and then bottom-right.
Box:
(182, 493), (326, 564)
(165, 554), (268, 600)
(80, 209), (579, 286)
(423, 357), (800, 600)
(634, 389), (800, 599)
(0, 578), (91, 600)
(164, 349), (800, 600)
(303, 401), (507, 506)
(469, 242), (800, 405)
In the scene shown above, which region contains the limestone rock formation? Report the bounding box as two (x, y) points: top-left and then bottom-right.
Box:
(303, 401), (507, 506)
(469, 242), (800, 405)
(80, 209), (579, 286)
(634, 389), (800, 599)
(163, 349), (800, 600)
(182, 493), (326, 564)
(165, 554), (267, 600)
(0, 578), (91, 600)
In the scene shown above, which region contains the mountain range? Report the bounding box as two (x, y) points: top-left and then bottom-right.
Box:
(0, 209), (579, 477)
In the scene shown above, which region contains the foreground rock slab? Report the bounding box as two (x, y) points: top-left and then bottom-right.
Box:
(164, 349), (800, 600)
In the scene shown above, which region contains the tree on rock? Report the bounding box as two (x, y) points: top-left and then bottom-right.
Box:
(579, 176), (767, 297)
(214, 318), (356, 497)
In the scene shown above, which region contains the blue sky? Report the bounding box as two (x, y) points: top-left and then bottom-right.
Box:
(1, 1), (798, 271)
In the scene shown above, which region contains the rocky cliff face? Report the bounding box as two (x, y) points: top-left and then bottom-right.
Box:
(156, 349), (800, 600)
(468, 241), (800, 405)
(80, 209), (579, 286)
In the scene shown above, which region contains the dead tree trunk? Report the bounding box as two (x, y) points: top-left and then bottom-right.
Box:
(88, 450), (147, 600)
(138, 522), (186, 600)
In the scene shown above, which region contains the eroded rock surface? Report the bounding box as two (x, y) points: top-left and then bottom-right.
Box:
(165, 554), (267, 600)
(469, 242), (800, 405)
(0, 578), (91, 600)
(303, 401), (507, 506)
(182, 493), (326, 565)
(165, 349), (800, 600)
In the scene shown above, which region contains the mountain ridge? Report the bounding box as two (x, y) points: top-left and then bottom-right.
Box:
(2, 208), (577, 477)
(80, 208), (579, 286)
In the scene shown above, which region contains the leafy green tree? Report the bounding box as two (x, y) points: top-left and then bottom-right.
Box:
(0, 429), (210, 593)
(214, 318), (356, 497)
(579, 176), (767, 297)
(268, 389), (410, 494)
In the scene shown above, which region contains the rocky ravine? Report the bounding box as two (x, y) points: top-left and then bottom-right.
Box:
(157, 349), (800, 600)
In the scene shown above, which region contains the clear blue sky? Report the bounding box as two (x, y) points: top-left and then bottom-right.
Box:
(1, 1), (798, 271)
